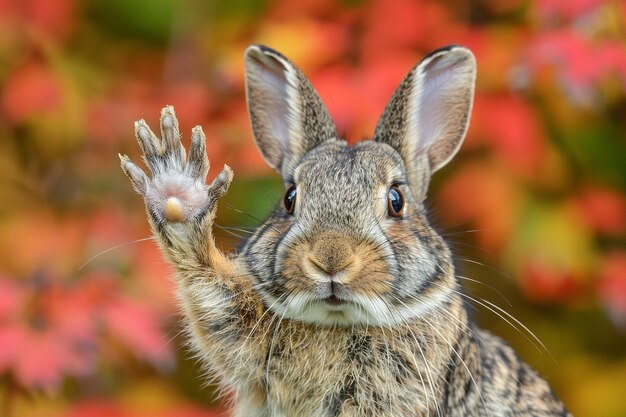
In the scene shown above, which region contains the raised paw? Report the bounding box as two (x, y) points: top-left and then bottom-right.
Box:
(120, 106), (233, 224)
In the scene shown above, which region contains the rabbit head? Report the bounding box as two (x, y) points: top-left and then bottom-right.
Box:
(242, 45), (476, 326)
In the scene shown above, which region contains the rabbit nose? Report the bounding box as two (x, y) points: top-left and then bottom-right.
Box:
(307, 256), (353, 277)
(307, 231), (355, 276)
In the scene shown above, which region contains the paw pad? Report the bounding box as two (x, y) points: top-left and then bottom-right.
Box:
(164, 196), (186, 222)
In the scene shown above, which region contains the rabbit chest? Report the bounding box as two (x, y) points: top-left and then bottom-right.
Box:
(246, 320), (452, 417)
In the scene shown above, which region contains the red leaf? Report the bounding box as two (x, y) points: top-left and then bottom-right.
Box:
(102, 296), (174, 367)
(14, 329), (66, 391)
(520, 257), (581, 303)
(361, 0), (460, 54)
(436, 163), (520, 252)
(24, 0), (76, 39)
(132, 244), (176, 314)
(86, 207), (134, 248)
(575, 187), (626, 235)
(313, 53), (416, 141)
(1, 61), (63, 125)
(0, 326), (27, 374)
(535, 0), (603, 22)
(44, 280), (100, 348)
(162, 81), (212, 132)
(312, 65), (359, 139)
(472, 93), (546, 176)
(525, 29), (626, 98)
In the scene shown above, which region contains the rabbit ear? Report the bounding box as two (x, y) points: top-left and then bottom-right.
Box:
(375, 46), (476, 189)
(244, 45), (337, 175)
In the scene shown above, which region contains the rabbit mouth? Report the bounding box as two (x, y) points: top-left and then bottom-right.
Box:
(318, 281), (351, 309)
(324, 294), (344, 306)
(321, 294), (350, 311)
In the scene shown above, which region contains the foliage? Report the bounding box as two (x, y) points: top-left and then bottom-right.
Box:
(0, 0), (624, 415)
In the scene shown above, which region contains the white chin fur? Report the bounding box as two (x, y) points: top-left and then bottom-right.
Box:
(267, 290), (451, 327)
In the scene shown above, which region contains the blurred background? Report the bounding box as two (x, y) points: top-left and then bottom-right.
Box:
(0, 0), (625, 415)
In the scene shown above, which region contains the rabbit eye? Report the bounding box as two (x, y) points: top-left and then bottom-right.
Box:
(284, 185), (297, 214)
(387, 185), (404, 217)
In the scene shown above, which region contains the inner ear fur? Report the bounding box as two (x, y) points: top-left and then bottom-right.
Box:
(374, 46), (477, 195)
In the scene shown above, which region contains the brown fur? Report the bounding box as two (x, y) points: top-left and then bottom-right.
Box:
(120, 46), (571, 416)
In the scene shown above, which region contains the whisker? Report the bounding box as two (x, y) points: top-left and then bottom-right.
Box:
(390, 292), (491, 415)
(455, 258), (513, 281)
(242, 294), (286, 352)
(155, 322), (187, 356)
(215, 223), (256, 234)
(453, 290), (547, 357)
(456, 275), (512, 307)
(223, 204), (269, 226)
(383, 295), (441, 416)
(265, 306), (288, 386)
(214, 223), (247, 240)
(480, 298), (555, 363)
(78, 236), (154, 271)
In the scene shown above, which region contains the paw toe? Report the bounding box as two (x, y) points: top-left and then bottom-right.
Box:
(161, 109), (175, 124)
(135, 120), (159, 155)
(120, 154), (149, 195)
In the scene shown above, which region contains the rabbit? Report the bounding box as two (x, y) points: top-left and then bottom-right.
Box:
(120, 45), (571, 417)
